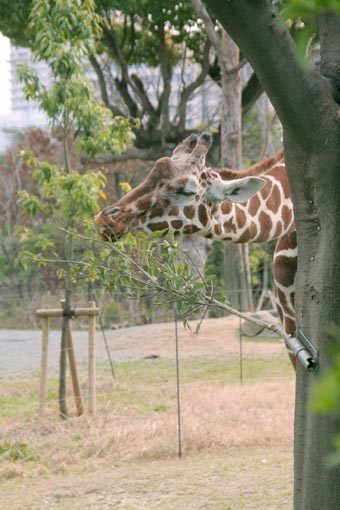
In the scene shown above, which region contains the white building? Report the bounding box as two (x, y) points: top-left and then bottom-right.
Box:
(3, 43), (274, 155)
(9, 45), (50, 127)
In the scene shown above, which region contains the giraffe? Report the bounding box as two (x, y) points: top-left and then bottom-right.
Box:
(95, 133), (297, 365)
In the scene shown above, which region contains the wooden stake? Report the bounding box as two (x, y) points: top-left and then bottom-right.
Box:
(88, 300), (96, 414)
(66, 324), (84, 416)
(39, 316), (50, 418)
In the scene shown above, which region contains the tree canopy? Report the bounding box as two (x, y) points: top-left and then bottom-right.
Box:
(0, 0), (264, 160)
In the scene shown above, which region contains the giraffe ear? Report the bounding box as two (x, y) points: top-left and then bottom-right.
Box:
(206, 177), (266, 204)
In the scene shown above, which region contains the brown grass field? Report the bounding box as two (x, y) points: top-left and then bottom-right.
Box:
(0, 316), (295, 509)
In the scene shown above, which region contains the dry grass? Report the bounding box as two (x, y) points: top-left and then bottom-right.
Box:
(0, 317), (295, 509)
(0, 379), (294, 468)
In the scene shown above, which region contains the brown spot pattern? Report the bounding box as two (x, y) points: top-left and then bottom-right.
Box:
(258, 211), (273, 234)
(273, 255), (297, 287)
(136, 197), (152, 210)
(248, 195), (260, 216)
(171, 220), (183, 229)
(198, 204), (209, 226)
(223, 218), (237, 234)
(273, 220), (283, 239)
(168, 206), (179, 216)
(149, 206), (165, 219)
(147, 221), (169, 232)
(260, 182), (271, 201)
(236, 209), (247, 229)
(282, 205), (293, 229)
(276, 231), (297, 251)
(183, 225), (200, 234)
(277, 287), (288, 308)
(214, 225), (222, 235)
(284, 317), (296, 336)
(183, 205), (196, 219)
(221, 202), (232, 214)
(238, 222), (258, 242)
(267, 185), (281, 214)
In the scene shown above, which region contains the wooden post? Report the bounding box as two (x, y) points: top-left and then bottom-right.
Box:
(37, 302), (99, 417)
(88, 300), (96, 414)
(66, 324), (84, 416)
(39, 316), (50, 418)
(60, 299), (84, 417)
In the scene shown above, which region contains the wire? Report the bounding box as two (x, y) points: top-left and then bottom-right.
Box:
(174, 304), (182, 460)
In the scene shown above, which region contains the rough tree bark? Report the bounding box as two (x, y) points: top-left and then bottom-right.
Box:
(203, 1), (340, 509)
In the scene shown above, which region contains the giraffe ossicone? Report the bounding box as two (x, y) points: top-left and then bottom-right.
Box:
(95, 133), (297, 366)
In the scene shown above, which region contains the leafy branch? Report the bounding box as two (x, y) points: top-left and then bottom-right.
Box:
(57, 229), (287, 339)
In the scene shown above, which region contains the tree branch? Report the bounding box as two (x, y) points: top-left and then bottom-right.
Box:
(89, 54), (124, 116)
(114, 77), (139, 118)
(176, 39), (211, 132)
(204, 0), (329, 146)
(157, 22), (173, 140)
(242, 72), (264, 115)
(81, 146), (173, 164)
(130, 73), (158, 121)
(191, 0), (246, 76)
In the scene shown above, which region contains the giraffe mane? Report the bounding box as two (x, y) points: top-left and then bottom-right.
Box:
(216, 149), (284, 181)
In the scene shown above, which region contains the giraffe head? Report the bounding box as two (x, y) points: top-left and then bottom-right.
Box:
(95, 133), (266, 242)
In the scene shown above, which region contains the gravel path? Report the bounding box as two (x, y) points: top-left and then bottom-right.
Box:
(0, 315), (283, 379)
(0, 330), (95, 378)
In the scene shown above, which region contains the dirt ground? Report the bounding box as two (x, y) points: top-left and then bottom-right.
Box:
(1, 446), (293, 510)
(0, 315), (294, 510)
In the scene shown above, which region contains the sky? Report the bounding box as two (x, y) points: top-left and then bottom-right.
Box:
(0, 34), (11, 114)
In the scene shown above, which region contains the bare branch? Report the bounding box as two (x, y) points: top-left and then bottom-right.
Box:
(176, 39), (211, 131)
(130, 74), (158, 121)
(204, 0), (324, 144)
(80, 146), (173, 164)
(191, 0), (246, 75)
(89, 54), (124, 116)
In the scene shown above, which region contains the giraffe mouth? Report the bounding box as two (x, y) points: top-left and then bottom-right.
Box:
(98, 228), (124, 243)
(95, 211), (126, 243)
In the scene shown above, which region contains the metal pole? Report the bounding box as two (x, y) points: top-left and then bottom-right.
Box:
(39, 316), (50, 417)
(238, 290), (243, 384)
(174, 305), (182, 459)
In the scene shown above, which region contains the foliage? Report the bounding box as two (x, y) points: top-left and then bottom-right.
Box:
(71, 230), (283, 341)
(282, 0), (340, 18)
(11, 0), (132, 271)
(10, 0), (132, 418)
(280, 0), (340, 65)
(17, 149), (107, 270)
(0, 441), (39, 462)
(311, 325), (340, 467)
(75, 231), (216, 331)
(0, 0), (212, 154)
(16, 0), (133, 158)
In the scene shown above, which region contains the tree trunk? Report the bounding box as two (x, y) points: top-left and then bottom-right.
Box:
(285, 131), (340, 510)
(202, 2), (340, 508)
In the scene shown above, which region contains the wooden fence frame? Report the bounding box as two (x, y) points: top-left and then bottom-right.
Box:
(36, 300), (100, 417)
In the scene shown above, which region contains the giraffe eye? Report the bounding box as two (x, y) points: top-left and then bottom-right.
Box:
(176, 188), (196, 196)
(103, 206), (121, 217)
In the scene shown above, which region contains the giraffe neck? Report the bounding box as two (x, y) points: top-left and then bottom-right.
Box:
(206, 164), (294, 243)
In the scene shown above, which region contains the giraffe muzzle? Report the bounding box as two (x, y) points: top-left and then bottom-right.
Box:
(95, 209), (126, 242)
